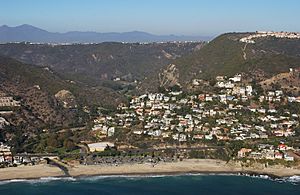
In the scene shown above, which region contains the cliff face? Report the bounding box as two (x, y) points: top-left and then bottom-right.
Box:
(159, 64), (180, 88)
(55, 90), (77, 109)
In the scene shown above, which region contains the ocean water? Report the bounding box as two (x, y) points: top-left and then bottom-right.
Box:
(0, 174), (299, 195)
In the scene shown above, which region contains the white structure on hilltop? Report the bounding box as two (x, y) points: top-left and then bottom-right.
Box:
(240, 31), (300, 44)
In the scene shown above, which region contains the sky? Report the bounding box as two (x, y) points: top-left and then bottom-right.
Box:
(0, 0), (299, 36)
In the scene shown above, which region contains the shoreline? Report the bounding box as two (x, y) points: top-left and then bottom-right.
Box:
(0, 159), (299, 182)
(0, 171), (287, 184)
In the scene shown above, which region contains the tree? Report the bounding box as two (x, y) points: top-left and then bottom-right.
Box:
(9, 131), (26, 153)
(208, 79), (216, 87)
(47, 133), (61, 148)
(63, 139), (77, 152)
(0, 131), (4, 142)
(157, 86), (166, 94)
(251, 79), (264, 96)
(169, 84), (181, 92)
(295, 127), (300, 137)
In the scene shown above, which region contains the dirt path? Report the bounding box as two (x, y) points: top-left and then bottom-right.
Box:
(242, 43), (248, 60)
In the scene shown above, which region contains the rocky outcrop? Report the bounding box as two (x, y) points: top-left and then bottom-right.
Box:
(55, 90), (77, 109)
(158, 64), (180, 87)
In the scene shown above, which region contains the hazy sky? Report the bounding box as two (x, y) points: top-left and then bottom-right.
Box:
(1, 0), (299, 36)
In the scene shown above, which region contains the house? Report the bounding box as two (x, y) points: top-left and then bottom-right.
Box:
(198, 94), (205, 101)
(172, 133), (179, 140)
(87, 142), (115, 152)
(246, 85), (253, 95)
(275, 90), (283, 96)
(148, 130), (162, 137)
(0, 156), (4, 163)
(216, 76), (225, 81)
(227, 96), (234, 101)
(205, 95), (213, 102)
(263, 149), (275, 160)
(179, 134), (187, 142)
(133, 130), (143, 135)
(0, 143), (12, 164)
(267, 91), (275, 96)
(193, 134), (204, 140)
(216, 81), (225, 88)
(259, 133), (268, 139)
(274, 151), (283, 159)
(287, 97), (296, 102)
(257, 108), (266, 114)
(169, 91), (182, 96)
(259, 96), (265, 102)
(237, 148), (252, 158)
(273, 129), (286, 137)
(205, 134), (213, 140)
(162, 132), (171, 138)
(0, 117), (9, 128)
(219, 94), (227, 103)
(224, 82), (234, 89)
(258, 144), (273, 151)
(192, 79), (203, 86)
(216, 135), (230, 141)
(278, 144), (287, 151)
(238, 87), (246, 96)
(284, 153), (294, 161)
(163, 96), (170, 102)
(249, 152), (262, 159)
(229, 74), (241, 82)
(0, 96), (21, 107)
(107, 127), (115, 137)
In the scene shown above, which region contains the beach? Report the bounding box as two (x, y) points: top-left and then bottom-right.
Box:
(0, 164), (65, 181)
(1, 159), (300, 181)
(69, 159), (300, 178)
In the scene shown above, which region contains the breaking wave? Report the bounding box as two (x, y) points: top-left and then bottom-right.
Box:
(0, 173), (299, 185)
(0, 177), (76, 185)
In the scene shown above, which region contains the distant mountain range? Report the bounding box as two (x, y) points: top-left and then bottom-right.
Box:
(0, 24), (211, 43)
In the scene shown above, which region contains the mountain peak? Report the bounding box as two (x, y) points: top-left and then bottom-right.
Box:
(15, 24), (47, 31)
(18, 24), (34, 27)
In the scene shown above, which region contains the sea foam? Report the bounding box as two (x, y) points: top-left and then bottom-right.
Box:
(0, 173), (299, 185)
(0, 177), (76, 185)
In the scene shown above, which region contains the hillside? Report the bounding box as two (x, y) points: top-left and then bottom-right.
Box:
(1, 32), (300, 154)
(0, 55), (125, 108)
(0, 56), (72, 141)
(0, 42), (204, 89)
(1, 32), (300, 95)
(260, 71), (300, 95)
(148, 33), (300, 88)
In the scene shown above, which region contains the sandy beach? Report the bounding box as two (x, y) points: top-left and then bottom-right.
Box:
(1, 159), (300, 181)
(0, 164), (65, 181)
(69, 159), (300, 178)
